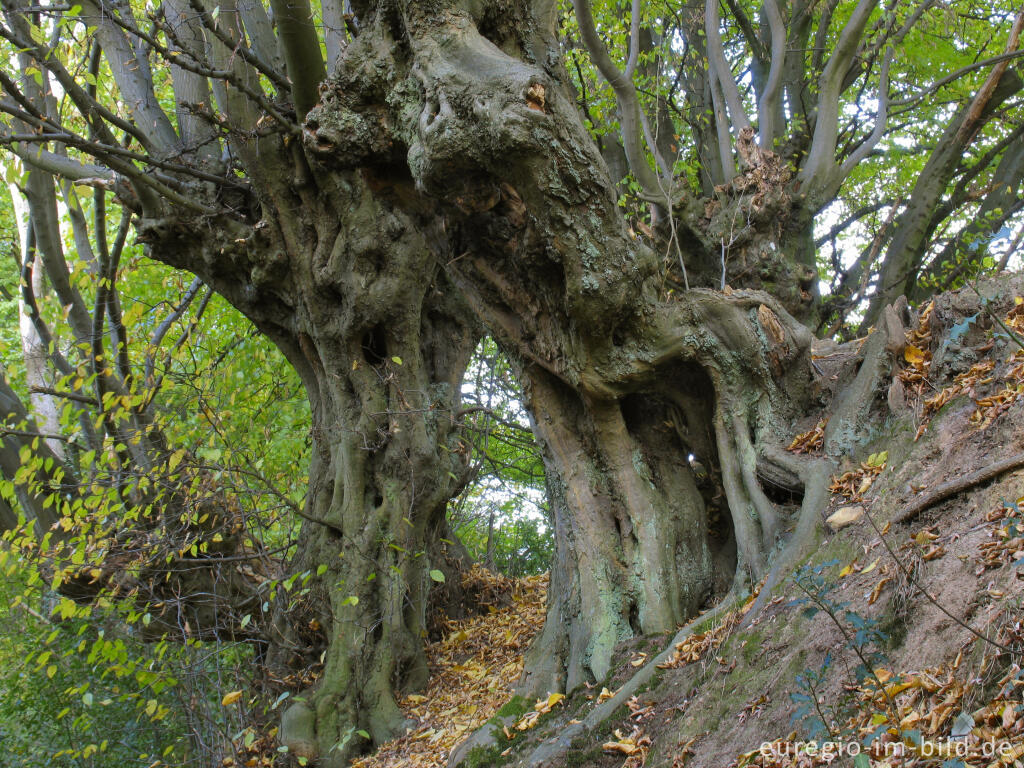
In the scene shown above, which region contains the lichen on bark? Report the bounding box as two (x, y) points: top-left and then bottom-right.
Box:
(300, 0), (822, 712)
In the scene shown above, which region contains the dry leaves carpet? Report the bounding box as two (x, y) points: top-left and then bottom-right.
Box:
(351, 565), (546, 768)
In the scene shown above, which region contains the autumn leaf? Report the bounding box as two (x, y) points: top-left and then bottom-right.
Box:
(544, 692), (565, 710)
(222, 690), (243, 706)
(868, 577), (892, 605)
(904, 344), (926, 365)
(597, 686), (616, 703)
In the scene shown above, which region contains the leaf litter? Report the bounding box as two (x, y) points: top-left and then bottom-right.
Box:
(350, 565), (546, 768)
(731, 495), (1024, 768)
(899, 298), (1024, 440)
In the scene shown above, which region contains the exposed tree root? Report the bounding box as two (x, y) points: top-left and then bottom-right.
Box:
(895, 450), (1024, 524)
(739, 448), (834, 629)
(824, 298), (909, 454)
(510, 592), (747, 768)
(451, 446), (831, 767)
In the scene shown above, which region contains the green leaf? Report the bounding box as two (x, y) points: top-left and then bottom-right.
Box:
(429, 569), (445, 583)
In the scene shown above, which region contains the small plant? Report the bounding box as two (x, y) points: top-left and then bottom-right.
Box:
(790, 561), (902, 754)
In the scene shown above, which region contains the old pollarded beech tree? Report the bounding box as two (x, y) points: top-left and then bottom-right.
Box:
(1, 0), (1021, 763)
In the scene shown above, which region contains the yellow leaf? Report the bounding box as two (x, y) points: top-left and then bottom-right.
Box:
(546, 692), (565, 709)
(885, 680), (917, 697)
(869, 577), (893, 605)
(904, 344), (926, 365)
(839, 562), (855, 578)
(221, 690), (243, 706)
(860, 557), (880, 574)
(870, 450), (888, 467)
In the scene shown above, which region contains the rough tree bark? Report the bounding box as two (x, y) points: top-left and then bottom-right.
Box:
(10, 0), (1013, 765)
(144, 166), (480, 761)
(301, 1), (819, 715)
(1, 0), (488, 763)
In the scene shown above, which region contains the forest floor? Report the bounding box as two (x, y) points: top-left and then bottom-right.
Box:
(331, 278), (1024, 768)
(349, 567), (547, 768)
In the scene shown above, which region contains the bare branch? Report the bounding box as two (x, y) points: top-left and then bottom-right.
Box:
(0, 20), (154, 151)
(571, 0), (669, 205)
(955, 10), (1024, 147)
(814, 199), (891, 247)
(892, 48), (1024, 109)
(145, 276), (204, 383)
(78, 0), (182, 153)
(320, 0), (348, 69)
(237, 0), (286, 76)
(709, 65), (736, 179)
(723, 0), (764, 63)
(0, 125), (111, 181)
(623, 0), (642, 78)
(180, 0), (291, 94)
(29, 387), (100, 406)
(24, 171), (96, 347)
(830, 46), (893, 195)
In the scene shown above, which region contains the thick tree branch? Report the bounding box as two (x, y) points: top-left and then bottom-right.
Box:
(955, 10), (1024, 147)
(572, 0), (669, 204)
(799, 0), (877, 200)
(77, 0), (182, 153)
(757, 0), (786, 147)
(705, 0), (752, 135)
(267, 0), (326, 118)
(827, 45), (893, 198)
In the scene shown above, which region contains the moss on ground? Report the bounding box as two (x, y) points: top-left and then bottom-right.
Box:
(490, 695), (529, 723)
(464, 742), (506, 768)
(741, 627), (765, 664)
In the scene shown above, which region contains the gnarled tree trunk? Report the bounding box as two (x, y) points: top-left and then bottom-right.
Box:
(144, 166), (479, 764)
(303, 0), (817, 707)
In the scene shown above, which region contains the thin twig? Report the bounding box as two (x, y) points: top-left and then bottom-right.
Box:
(864, 505), (1014, 653)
